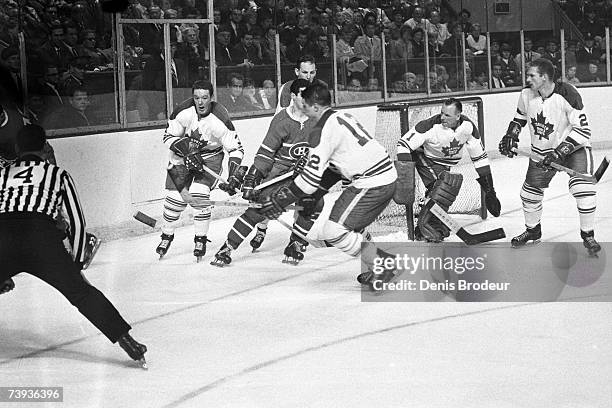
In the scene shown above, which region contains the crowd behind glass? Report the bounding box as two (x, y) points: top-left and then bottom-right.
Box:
(0, 0), (610, 135)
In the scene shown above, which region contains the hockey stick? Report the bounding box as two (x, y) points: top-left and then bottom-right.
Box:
(276, 218), (327, 248)
(254, 171), (294, 191)
(517, 150), (610, 183)
(428, 202), (506, 245)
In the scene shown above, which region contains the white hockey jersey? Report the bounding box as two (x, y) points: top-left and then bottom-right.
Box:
(163, 100), (244, 165)
(295, 110), (397, 194)
(514, 82), (591, 156)
(397, 114), (489, 169)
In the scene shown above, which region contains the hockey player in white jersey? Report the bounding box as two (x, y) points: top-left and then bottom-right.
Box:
(157, 80), (245, 261)
(257, 83), (399, 287)
(499, 58), (600, 255)
(397, 98), (501, 242)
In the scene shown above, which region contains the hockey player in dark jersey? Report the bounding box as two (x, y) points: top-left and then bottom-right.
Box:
(0, 103), (101, 269)
(211, 79), (320, 266)
(397, 98), (501, 242)
(157, 80), (245, 261)
(499, 58), (600, 255)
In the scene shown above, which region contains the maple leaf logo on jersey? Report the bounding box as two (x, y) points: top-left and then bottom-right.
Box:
(441, 138), (463, 157)
(531, 111), (554, 140)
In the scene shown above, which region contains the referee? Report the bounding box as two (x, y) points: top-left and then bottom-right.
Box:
(0, 124), (148, 368)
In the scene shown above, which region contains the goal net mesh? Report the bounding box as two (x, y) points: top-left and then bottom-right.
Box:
(368, 97), (486, 238)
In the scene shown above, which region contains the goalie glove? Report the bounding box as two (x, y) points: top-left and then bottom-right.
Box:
(242, 166), (264, 201)
(219, 157), (246, 195)
(498, 120), (522, 158)
(259, 184), (301, 220)
(536, 141), (574, 172)
(476, 172), (501, 217)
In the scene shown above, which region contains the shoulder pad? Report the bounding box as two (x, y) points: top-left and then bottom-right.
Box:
(308, 127), (323, 148)
(211, 102), (235, 130)
(415, 114), (440, 133)
(169, 98), (194, 120)
(554, 82), (584, 110)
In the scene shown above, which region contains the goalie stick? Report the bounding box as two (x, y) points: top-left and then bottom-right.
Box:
(517, 150), (610, 183)
(428, 201), (506, 245)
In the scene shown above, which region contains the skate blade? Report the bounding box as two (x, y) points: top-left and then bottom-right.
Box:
(82, 239), (102, 270)
(138, 358), (148, 370)
(511, 238), (541, 249)
(195, 256), (202, 263)
(282, 258), (300, 265)
(210, 260), (227, 267)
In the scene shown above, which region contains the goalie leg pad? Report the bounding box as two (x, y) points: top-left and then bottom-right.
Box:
(417, 172), (462, 242)
(392, 160), (415, 205)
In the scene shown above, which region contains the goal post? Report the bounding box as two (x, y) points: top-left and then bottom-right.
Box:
(369, 97), (487, 240)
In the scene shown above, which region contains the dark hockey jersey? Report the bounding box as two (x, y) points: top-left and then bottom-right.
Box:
(514, 82), (591, 157)
(253, 107), (316, 176)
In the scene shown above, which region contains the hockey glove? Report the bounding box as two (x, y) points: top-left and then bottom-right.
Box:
(169, 136), (192, 157)
(184, 152), (204, 172)
(476, 173), (501, 217)
(220, 165), (247, 195)
(242, 167), (263, 201)
(259, 185), (299, 220)
(0, 278), (15, 294)
(536, 141), (574, 172)
(498, 120), (522, 158)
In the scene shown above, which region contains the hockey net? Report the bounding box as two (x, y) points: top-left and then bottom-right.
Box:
(368, 97), (486, 239)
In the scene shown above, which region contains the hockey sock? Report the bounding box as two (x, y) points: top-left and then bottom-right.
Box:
(162, 190), (187, 234)
(191, 184), (212, 236)
(569, 176), (596, 232)
(520, 182), (544, 228)
(322, 220), (363, 257)
(227, 212), (259, 249)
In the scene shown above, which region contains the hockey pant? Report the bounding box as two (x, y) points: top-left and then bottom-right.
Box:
(521, 149), (596, 231)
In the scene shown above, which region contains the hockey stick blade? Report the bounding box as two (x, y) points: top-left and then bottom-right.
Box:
(133, 211), (157, 228)
(593, 156), (610, 182)
(429, 203), (506, 245)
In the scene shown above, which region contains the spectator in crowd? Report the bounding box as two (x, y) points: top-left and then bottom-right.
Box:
(346, 77), (363, 92)
(399, 71), (420, 92)
(566, 65), (581, 84)
(139, 5), (163, 53)
(244, 9), (263, 38)
(489, 39), (501, 62)
(0, 46), (23, 107)
(466, 23), (486, 54)
(232, 32), (261, 67)
(497, 43), (518, 86)
(77, 29), (111, 70)
(469, 70), (488, 90)
(427, 10), (450, 54)
(313, 35), (332, 61)
(242, 77), (265, 110)
(541, 39), (562, 74)
(228, 8), (246, 46)
(440, 23), (464, 58)
(388, 25), (414, 60)
(578, 7), (605, 38)
(215, 28), (235, 67)
(336, 27), (356, 62)
(491, 62), (506, 88)
(354, 22), (382, 86)
(411, 27), (429, 58)
(312, 0), (333, 21)
(0, 8), (20, 51)
(62, 23), (81, 60)
(39, 23), (71, 71)
(37, 65), (64, 120)
(564, 39), (578, 67)
(259, 79), (277, 110)
(457, 8), (473, 35)
(365, 0), (392, 27)
(311, 12), (338, 40)
(60, 56), (88, 96)
(260, 26), (281, 64)
(43, 85), (92, 129)
(576, 35), (602, 63)
(581, 61), (603, 82)
(514, 37), (541, 76)
(431, 64), (452, 92)
(404, 7), (427, 31)
(217, 73), (250, 113)
(285, 31), (314, 63)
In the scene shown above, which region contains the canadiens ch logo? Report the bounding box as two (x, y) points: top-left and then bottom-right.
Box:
(288, 142), (310, 159)
(441, 138), (463, 157)
(531, 111), (554, 140)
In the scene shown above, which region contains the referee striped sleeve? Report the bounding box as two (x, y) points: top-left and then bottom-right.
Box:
(62, 172), (87, 263)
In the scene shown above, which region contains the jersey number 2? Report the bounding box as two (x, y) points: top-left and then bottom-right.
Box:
(13, 167), (34, 184)
(337, 116), (372, 146)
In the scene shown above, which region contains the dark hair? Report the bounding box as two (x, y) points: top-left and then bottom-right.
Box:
(290, 78), (310, 95)
(17, 124), (46, 152)
(444, 98), (462, 113)
(192, 80), (214, 96)
(302, 83), (331, 107)
(226, 72), (244, 85)
(530, 58), (555, 80)
(295, 54), (316, 70)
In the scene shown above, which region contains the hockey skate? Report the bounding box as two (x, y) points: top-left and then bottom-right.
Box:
(0, 278), (15, 294)
(581, 230), (601, 256)
(210, 242), (232, 267)
(156, 233), (174, 259)
(117, 332), (148, 370)
(193, 235), (210, 263)
(82, 232), (102, 270)
(250, 227), (267, 252)
(357, 269), (397, 291)
(282, 240), (305, 265)
(511, 224), (542, 248)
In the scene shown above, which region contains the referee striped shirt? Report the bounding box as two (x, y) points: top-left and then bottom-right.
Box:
(0, 155), (86, 263)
